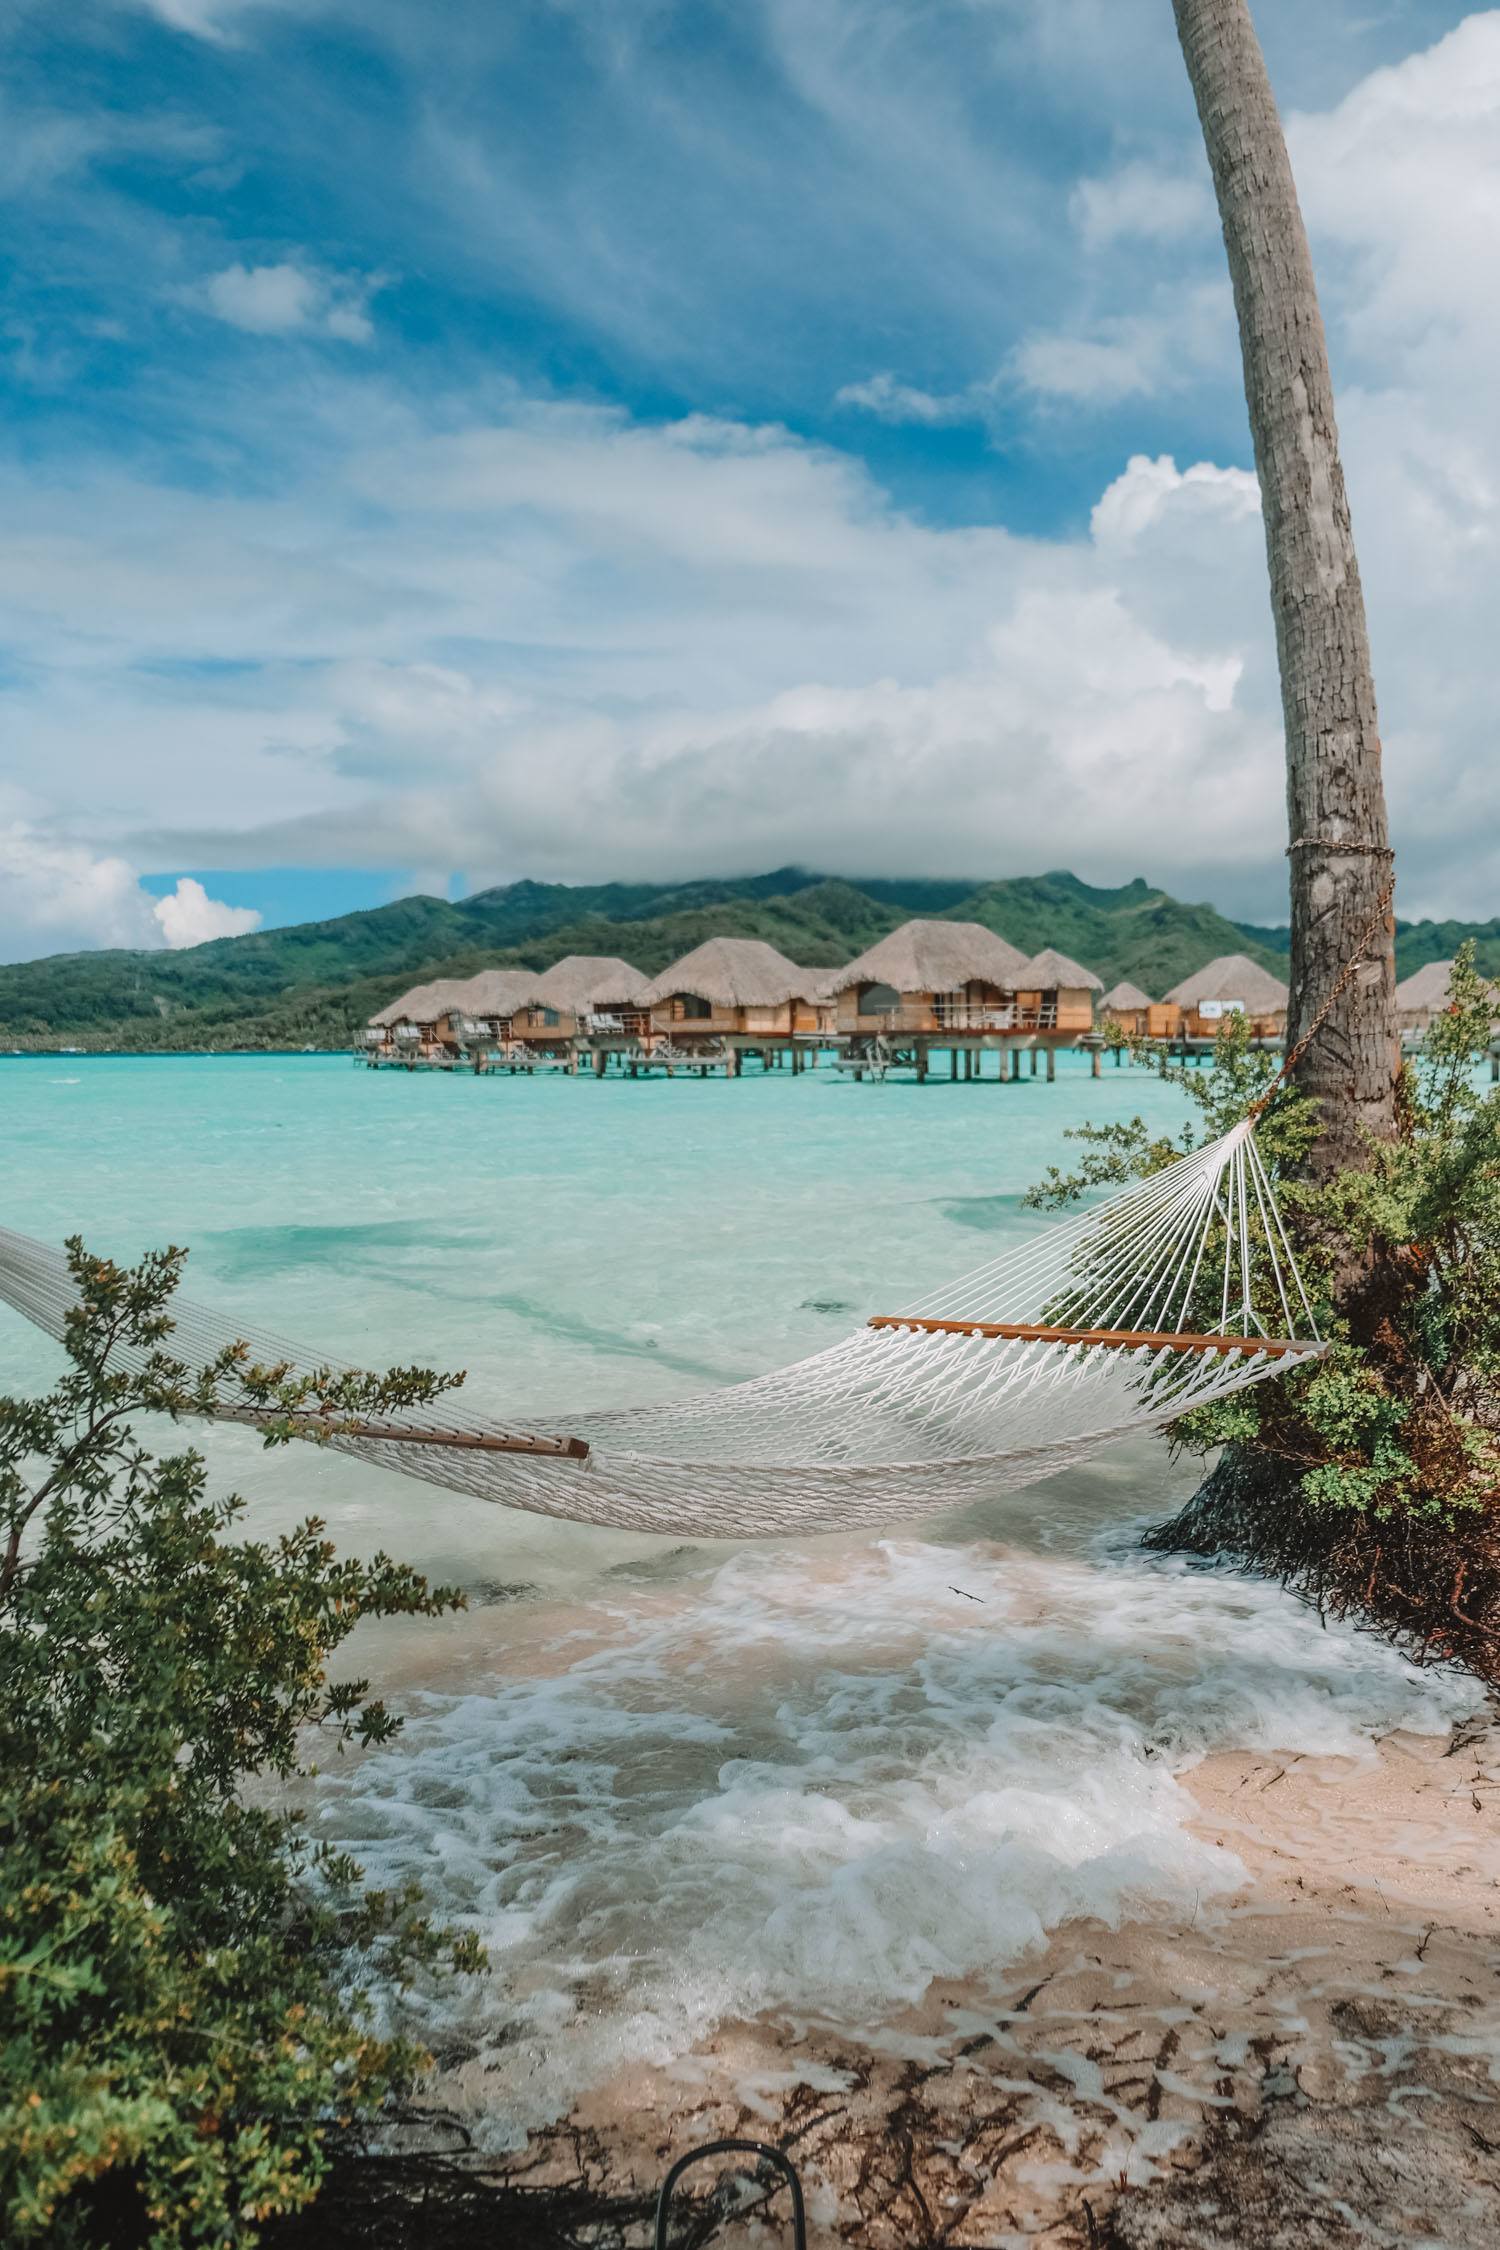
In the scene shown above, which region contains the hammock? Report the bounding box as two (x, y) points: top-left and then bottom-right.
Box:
(0, 1118), (1322, 1538)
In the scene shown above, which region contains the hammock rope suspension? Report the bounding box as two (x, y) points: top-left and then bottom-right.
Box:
(0, 1117), (1322, 1538)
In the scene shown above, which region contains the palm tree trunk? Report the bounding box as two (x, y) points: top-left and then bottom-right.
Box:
(1172, 0), (1398, 1178)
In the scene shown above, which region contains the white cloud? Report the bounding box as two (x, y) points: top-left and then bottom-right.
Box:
(7, 15), (1500, 942)
(0, 821), (158, 959)
(1290, 13), (1500, 367)
(120, 0), (308, 42)
(1090, 453), (1261, 550)
(151, 877), (261, 947)
(61, 413), (1279, 905)
(198, 261), (379, 343)
(1011, 281), (1233, 406)
(1069, 162), (1212, 252)
(0, 810), (260, 962)
(835, 372), (983, 426)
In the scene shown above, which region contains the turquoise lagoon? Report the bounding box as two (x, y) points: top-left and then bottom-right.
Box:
(0, 1054), (1473, 2139)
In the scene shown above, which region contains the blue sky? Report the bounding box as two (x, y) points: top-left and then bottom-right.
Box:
(1, 0), (1495, 955)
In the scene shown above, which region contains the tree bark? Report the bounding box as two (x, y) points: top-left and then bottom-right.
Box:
(1172, 0), (1398, 1177)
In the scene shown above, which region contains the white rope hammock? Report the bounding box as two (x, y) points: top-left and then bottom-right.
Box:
(0, 1118), (1322, 1537)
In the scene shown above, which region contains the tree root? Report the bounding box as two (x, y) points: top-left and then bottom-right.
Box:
(1147, 1447), (1500, 1683)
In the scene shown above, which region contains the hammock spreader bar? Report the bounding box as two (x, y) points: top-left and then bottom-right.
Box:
(867, 1316), (1313, 1359)
(210, 1402), (590, 1460)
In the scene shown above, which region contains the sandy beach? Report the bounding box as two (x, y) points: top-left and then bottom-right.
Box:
(427, 1711), (1500, 2246)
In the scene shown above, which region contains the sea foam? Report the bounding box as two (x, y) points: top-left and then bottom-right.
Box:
(314, 1528), (1475, 2142)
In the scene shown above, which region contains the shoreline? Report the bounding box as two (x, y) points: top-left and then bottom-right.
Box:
(353, 1717), (1500, 2249)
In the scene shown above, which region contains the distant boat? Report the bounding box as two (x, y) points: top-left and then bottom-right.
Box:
(57, 1046), (84, 1055)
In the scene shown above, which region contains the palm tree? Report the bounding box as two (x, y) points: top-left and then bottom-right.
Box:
(1172, 0), (1398, 1181)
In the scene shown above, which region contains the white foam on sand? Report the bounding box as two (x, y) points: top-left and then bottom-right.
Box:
(313, 1529), (1476, 2144)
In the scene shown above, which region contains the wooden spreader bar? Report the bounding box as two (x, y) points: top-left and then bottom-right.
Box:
(212, 1402), (590, 1460)
(868, 1316), (1313, 1359)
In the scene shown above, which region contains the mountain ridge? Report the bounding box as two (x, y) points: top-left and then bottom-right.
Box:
(1, 868), (1491, 1050)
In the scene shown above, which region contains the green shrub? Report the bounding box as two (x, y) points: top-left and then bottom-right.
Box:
(0, 1242), (485, 2245)
(1030, 945), (1500, 1574)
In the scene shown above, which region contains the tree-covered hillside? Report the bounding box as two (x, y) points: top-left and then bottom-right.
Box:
(1, 866), (1491, 1050)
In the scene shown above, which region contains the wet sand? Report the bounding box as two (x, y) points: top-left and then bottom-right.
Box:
(449, 1713), (1500, 2247)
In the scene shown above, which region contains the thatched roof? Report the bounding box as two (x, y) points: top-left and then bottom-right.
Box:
(368, 968), (543, 1028)
(1019, 946), (1104, 993)
(533, 955), (650, 1012)
(1102, 979), (1153, 1013)
(797, 965), (846, 1003)
(639, 937), (818, 1008)
(1394, 959), (1457, 1013)
(1163, 954), (1289, 1010)
(369, 977), (472, 1028)
(457, 969), (548, 1018)
(827, 918), (1031, 996)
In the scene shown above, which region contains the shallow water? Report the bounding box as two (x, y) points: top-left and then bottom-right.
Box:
(0, 1053), (1477, 2146)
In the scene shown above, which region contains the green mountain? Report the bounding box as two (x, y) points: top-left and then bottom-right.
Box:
(0, 872), (906, 1051)
(1220, 912), (1500, 980)
(1388, 916), (1500, 978)
(952, 873), (1286, 994)
(1, 866), (1492, 1051)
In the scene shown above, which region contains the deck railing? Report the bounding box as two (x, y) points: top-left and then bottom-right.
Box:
(855, 1000), (1063, 1033)
(932, 1001), (1019, 1031)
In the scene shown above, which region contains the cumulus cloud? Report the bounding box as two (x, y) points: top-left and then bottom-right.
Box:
(0, 815), (259, 961)
(197, 261), (379, 342)
(150, 877), (262, 947)
(96, 423), (1285, 907)
(1090, 454), (1261, 550)
(0, 822), (158, 959)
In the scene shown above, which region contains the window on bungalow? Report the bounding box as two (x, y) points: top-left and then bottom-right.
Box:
(679, 992), (712, 1019)
(860, 982), (901, 1014)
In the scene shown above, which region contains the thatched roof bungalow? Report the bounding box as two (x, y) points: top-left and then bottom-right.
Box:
(1014, 947), (1103, 1034)
(827, 919), (1031, 1034)
(509, 955), (652, 1042)
(1393, 959), (1456, 1034)
(370, 977), (465, 1035)
(1163, 954), (1289, 1039)
(367, 970), (544, 1052)
(1099, 978), (1158, 1038)
(640, 937), (826, 1039)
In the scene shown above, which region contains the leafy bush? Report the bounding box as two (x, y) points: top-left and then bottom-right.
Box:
(0, 1242), (485, 2245)
(1030, 947), (1500, 1660)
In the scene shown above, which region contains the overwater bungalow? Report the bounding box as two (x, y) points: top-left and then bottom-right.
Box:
(1394, 958), (1457, 1037)
(366, 969), (543, 1063)
(1163, 954), (1289, 1043)
(507, 955), (652, 1059)
(366, 977), (474, 1062)
(639, 938), (828, 1065)
(1013, 947), (1104, 1035)
(828, 920), (1032, 1036)
(1100, 979), (1155, 1037)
